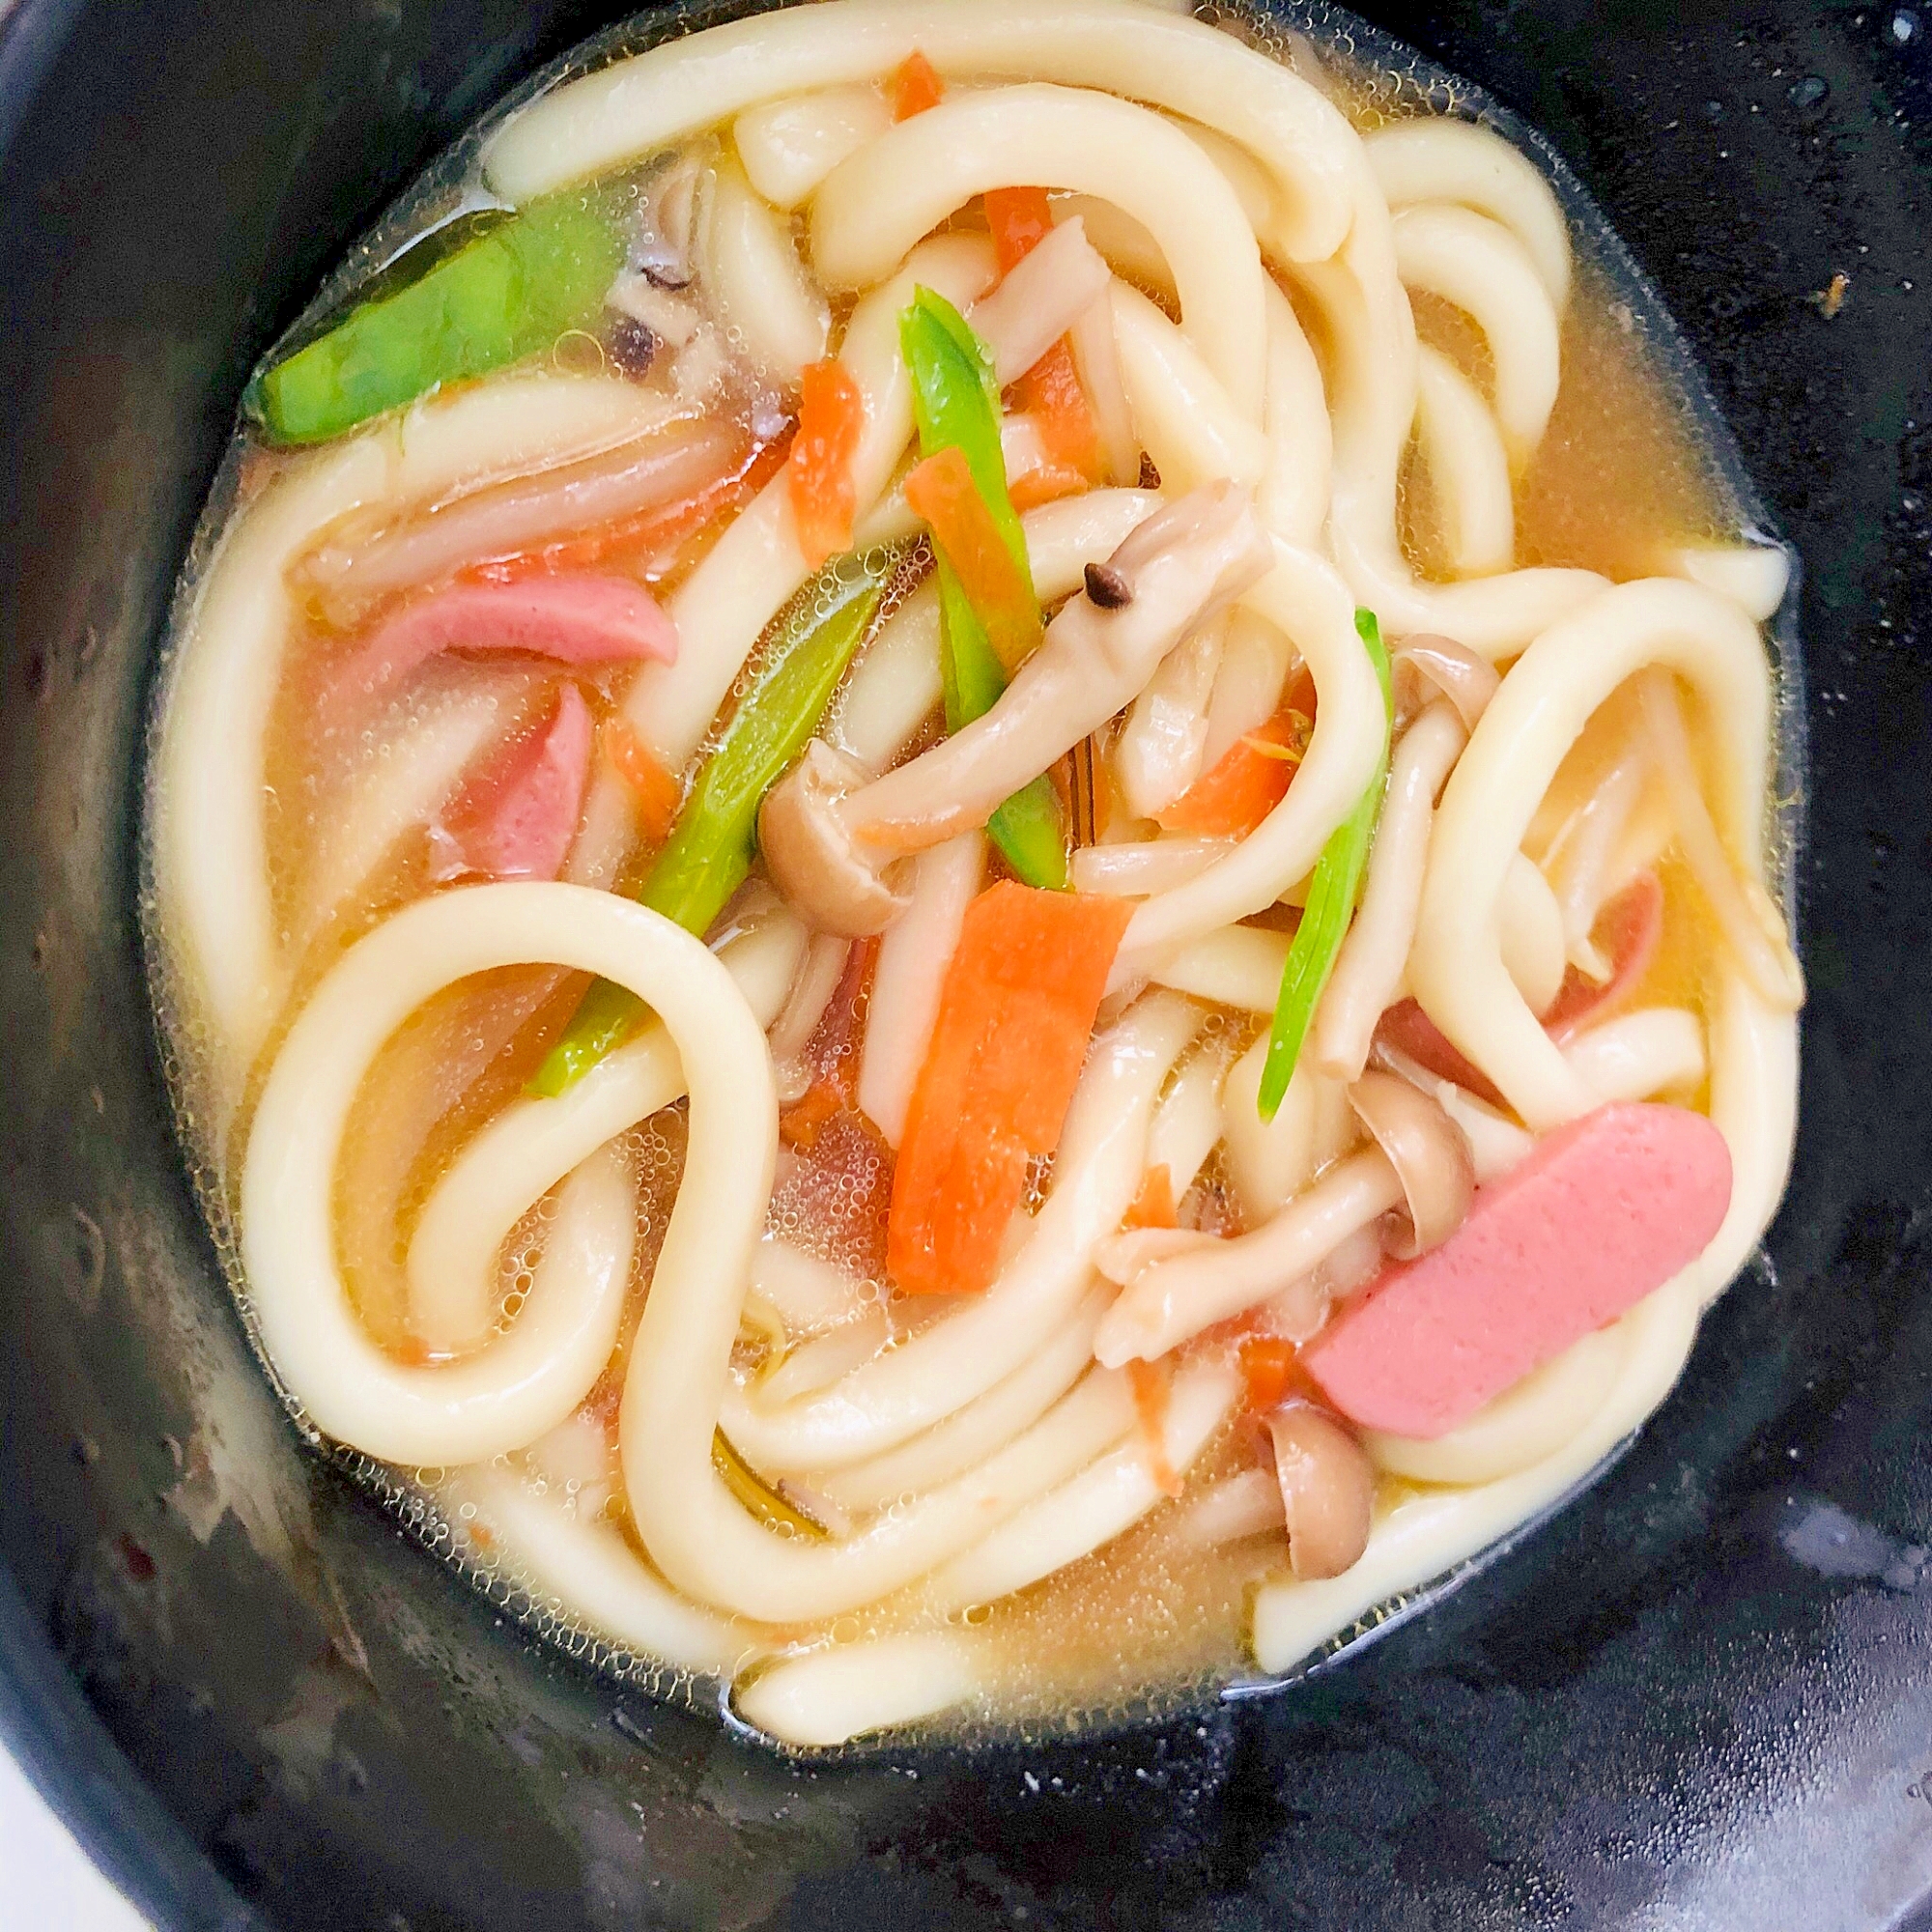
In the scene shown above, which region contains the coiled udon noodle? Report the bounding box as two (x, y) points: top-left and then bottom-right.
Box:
(150, 0), (1802, 1746)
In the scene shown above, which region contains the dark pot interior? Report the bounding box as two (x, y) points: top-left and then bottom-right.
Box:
(4, 2), (1932, 1926)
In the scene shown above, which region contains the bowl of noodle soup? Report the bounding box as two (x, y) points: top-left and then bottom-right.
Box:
(1, 0), (1924, 1922)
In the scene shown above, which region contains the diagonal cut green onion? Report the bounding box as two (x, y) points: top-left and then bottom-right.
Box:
(1257, 610), (1394, 1121)
(898, 286), (1065, 889)
(530, 548), (896, 1097)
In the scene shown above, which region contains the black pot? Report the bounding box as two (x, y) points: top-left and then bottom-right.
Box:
(4, 2), (1930, 1926)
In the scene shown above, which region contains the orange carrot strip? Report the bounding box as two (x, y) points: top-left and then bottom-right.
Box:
(1007, 458), (1092, 513)
(599, 714), (681, 842)
(1157, 702), (1314, 838)
(903, 444), (1043, 673)
(984, 188), (1103, 473)
(1016, 340), (1104, 480)
(788, 359), (866, 569)
(891, 49), (945, 120)
(1124, 1163), (1178, 1231)
(1127, 1359), (1182, 1497)
(984, 185), (1054, 273)
(1239, 1335), (1300, 1415)
(779, 1079), (845, 1151)
(888, 883), (1134, 1297)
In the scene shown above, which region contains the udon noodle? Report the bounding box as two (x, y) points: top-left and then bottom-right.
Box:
(143, 0), (1803, 1748)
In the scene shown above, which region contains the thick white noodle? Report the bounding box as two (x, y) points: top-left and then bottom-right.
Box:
(445, 1463), (755, 1673)
(405, 910), (808, 1354)
(1111, 284), (1269, 494)
(1072, 838), (1236, 898)
(829, 579), (944, 770)
(923, 1358), (1240, 1612)
(1412, 578), (1783, 1129)
(1259, 279), (1333, 549)
(811, 84), (1267, 415)
(1413, 344), (1515, 577)
(1548, 732), (1650, 979)
(719, 994), (1202, 1474)
(1114, 616), (1225, 817)
(1665, 542), (1792, 621)
(1366, 118), (1572, 311)
(1147, 923), (1289, 1013)
(1202, 606), (1294, 770)
(1500, 850), (1568, 1018)
(1295, 204), (1604, 655)
(749, 1238), (871, 1338)
(733, 85), (893, 211)
(735, 1631), (980, 1747)
(699, 156), (831, 384)
(295, 682), (515, 954)
(481, 0), (1360, 264)
(1147, 1035), (1237, 1195)
(242, 889), (661, 1467)
(1364, 1320), (1629, 1487)
(1565, 1007), (1706, 1103)
(1390, 205), (1561, 466)
(815, 1289), (1114, 1514)
(858, 831), (985, 1148)
(1312, 700), (1465, 1082)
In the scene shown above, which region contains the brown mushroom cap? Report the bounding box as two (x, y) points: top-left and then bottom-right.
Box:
(757, 740), (909, 937)
(1347, 1069), (1477, 1261)
(1267, 1401), (1375, 1581)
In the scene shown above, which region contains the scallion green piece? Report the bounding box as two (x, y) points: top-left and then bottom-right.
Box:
(898, 287), (1065, 890)
(1257, 610), (1395, 1121)
(250, 192), (626, 445)
(529, 549), (895, 1097)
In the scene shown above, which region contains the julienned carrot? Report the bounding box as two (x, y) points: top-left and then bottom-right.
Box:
(1007, 457), (1092, 513)
(789, 359), (865, 569)
(1020, 340), (1104, 480)
(888, 883), (1133, 1297)
(903, 444), (1043, 673)
(1239, 1335), (1300, 1414)
(599, 714), (681, 842)
(1157, 702), (1313, 837)
(1123, 1163), (1178, 1230)
(983, 186), (1105, 473)
(1127, 1359), (1181, 1497)
(984, 185), (1053, 273)
(891, 49), (944, 120)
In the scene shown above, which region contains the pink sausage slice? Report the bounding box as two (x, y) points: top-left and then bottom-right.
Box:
(428, 682), (593, 884)
(332, 571), (679, 713)
(1301, 1102), (1731, 1439)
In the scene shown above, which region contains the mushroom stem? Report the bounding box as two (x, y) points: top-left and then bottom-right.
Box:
(848, 482), (1269, 850)
(760, 483), (1269, 933)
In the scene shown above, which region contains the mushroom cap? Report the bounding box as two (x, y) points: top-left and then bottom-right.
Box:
(1267, 1401), (1375, 1581)
(1391, 632), (1499, 733)
(758, 740), (909, 937)
(1347, 1068), (1477, 1261)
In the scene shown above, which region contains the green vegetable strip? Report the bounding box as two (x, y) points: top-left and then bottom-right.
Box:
(899, 288), (1065, 890)
(529, 553), (894, 1097)
(1257, 611), (1395, 1122)
(250, 193), (625, 445)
